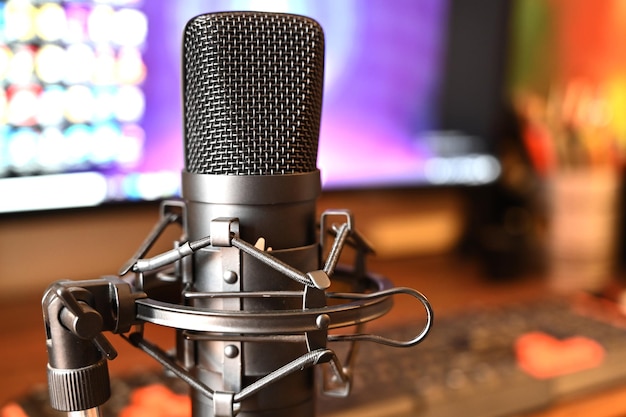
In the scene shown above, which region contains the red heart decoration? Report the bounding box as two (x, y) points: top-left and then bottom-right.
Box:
(515, 331), (605, 379)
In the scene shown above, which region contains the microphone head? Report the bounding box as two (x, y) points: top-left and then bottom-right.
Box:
(183, 11), (325, 176)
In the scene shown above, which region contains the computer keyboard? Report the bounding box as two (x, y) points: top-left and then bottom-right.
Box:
(9, 295), (626, 417)
(318, 295), (626, 417)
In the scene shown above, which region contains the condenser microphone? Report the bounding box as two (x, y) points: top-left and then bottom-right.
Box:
(41, 11), (433, 417)
(181, 11), (325, 417)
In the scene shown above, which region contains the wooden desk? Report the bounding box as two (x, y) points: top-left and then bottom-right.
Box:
(2, 256), (626, 416)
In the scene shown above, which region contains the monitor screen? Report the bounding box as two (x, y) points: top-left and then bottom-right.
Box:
(0, 0), (501, 213)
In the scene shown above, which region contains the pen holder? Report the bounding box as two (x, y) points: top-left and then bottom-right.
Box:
(547, 169), (621, 293)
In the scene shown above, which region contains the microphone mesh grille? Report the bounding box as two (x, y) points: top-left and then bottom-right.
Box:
(183, 12), (324, 175)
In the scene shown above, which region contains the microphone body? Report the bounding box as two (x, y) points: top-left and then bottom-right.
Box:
(181, 12), (325, 417)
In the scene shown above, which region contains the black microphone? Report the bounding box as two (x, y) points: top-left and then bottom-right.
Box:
(41, 11), (433, 417)
(181, 11), (324, 417)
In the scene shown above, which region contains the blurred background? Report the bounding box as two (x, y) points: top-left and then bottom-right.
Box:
(4, 0), (626, 416)
(4, 0), (626, 292)
(0, 0), (501, 299)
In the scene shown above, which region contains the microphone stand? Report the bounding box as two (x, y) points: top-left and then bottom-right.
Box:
(42, 201), (433, 417)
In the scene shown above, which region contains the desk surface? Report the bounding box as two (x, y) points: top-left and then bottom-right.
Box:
(2, 256), (626, 416)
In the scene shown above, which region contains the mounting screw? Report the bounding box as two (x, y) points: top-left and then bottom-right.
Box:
(224, 345), (239, 358)
(223, 270), (238, 284)
(316, 314), (330, 330)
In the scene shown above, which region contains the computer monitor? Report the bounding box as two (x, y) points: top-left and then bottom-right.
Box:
(0, 0), (503, 214)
